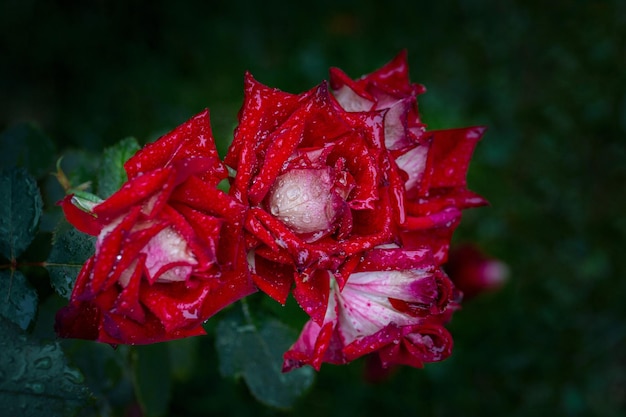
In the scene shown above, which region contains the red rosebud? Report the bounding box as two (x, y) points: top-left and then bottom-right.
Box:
(55, 110), (256, 345)
(445, 244), (509, 299)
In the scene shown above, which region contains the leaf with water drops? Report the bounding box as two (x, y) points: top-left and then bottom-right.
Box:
(0, 270), (38, 330)
(60, 340), (133, 416)
(97, 137), (141, 198)
(46, 219), (95, 299)
(0, 122), (56, 179)
(0, 168), (43, 260)
(0, 317), (91, 417)
(215, 308), (315, 409)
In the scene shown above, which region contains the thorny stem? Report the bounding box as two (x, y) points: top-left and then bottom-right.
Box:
(2, 259), (49, 301)
(0, 260), (47, 270)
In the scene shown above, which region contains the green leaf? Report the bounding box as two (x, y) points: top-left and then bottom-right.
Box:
(0, 270), (38, 330)
(46, 219), (95, 299)
(0, 317), (91, 417)
(215, 308), (315, 409)
(132, 343), (172, 417)
(0, 168), (43, 260)
(61, 340), (134, 415)
(97, 137), (141, 198)
(0, 122), (56, 179)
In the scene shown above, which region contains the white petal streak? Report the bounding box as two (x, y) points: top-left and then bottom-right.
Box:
(336, 287), (414, 344)
(345, 270), (432, 301)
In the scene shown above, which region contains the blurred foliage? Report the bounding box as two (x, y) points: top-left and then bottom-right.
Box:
(1, 0), (625, 416)
(215, 301), (315, 409)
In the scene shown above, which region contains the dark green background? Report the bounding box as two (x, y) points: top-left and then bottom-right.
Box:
(1, 0), (625, 416)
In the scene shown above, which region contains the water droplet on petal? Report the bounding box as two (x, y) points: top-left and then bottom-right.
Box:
(286, 185), (301, 201)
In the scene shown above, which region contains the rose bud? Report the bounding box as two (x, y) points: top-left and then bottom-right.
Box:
(445, 244), (509, 299)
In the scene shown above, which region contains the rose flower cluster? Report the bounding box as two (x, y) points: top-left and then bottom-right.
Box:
(56, 51), (487, 371)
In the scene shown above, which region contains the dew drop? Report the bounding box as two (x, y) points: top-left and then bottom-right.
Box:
(285, 185), (301, 201)
(64, 368), (85, 384)
(34, 357), (52, 370)
(26, 382), (44, 394)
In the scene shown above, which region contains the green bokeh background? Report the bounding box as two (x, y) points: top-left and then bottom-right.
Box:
(1, 0), (625, 416)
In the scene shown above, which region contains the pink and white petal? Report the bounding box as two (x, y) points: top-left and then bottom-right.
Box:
(283, 291), (342, 371)
(88, 207), (142, 294)
(172, 203), (223, 269)
(283, 320), (338, 372)
(112, 254), (147, 323)
(342, 322), (404, 361)
(335, 284), (416, 345)
(395, 143), (430, 197)
(141, 226), (197, 284)
(344, 269), (442, 305)
(332, 85), (375, 112)
(382, 98), (416, 151)
(329, 66), (375, 104)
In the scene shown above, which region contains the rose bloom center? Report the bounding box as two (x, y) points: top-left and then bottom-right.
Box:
(267, 168), (340, 235)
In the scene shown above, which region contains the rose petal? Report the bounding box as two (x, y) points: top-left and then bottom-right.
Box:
(125, 109), (226, 184)
(59, 195), (103, 236)
(93, 167), (174, 222)
(112, 254), (147, 323)
(419, 126), (486, 193)
(249, 253), (293, 304)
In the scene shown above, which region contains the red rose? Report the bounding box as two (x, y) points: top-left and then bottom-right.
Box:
(55, 110), (256, 344)
(282, 247), (457, 371)
(279, 52), (487, 371)
(330, 51), (488, 264)
(225, 74), (407, 322)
